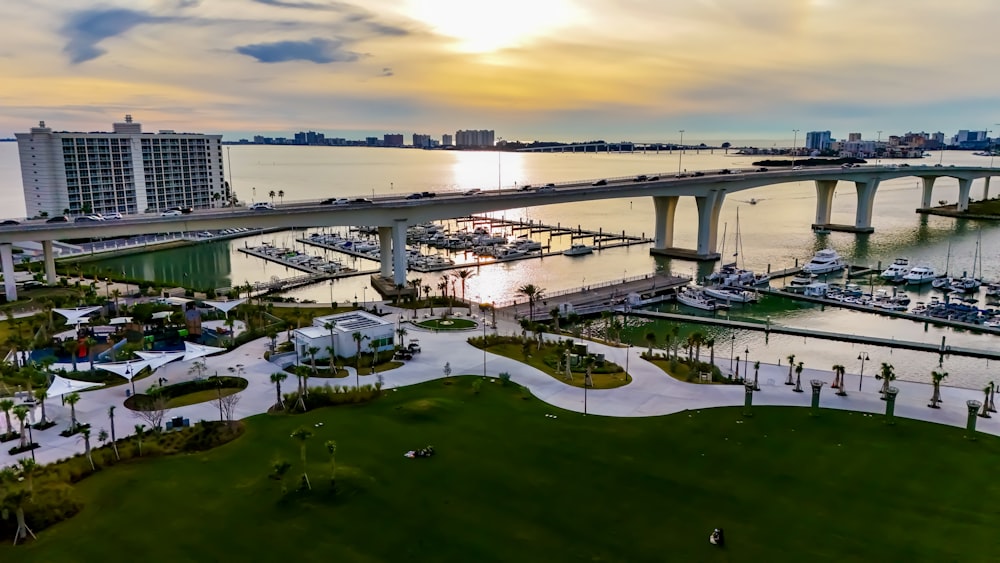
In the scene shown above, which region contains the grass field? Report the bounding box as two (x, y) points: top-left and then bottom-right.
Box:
(472, 339), (629, 389)
(7, 377), (1000, 562)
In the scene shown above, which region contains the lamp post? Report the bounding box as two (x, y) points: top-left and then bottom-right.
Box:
(497, 137), (503, 194)
(729, 334), (735, 373)
(857, 351), (870, 391)
(328, 280), (334, 306)
(482, 317), (487, 379)
(677, 130), (685, 176)
(743, 347), (749, 383)
(876, 130), (882, 166)
(363, 286), (368, 310)
(791, 129), (799, 168)
(126, 363), (135, 395)
(625, 344), (631, 383)
(105, 278), (110, 301)
(27, 422), (35, 461)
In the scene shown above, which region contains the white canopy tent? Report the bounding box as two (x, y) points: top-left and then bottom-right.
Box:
(183, 341), (225, 361)
(135, 351), (185, 371)
(95, 359), (153, 393)
(53, 306), (101, 325)
(45, 374), (103, 398)
(203, 299), (246, 316)
(110, 316), (134, 325)
(152, 310), (174, 320)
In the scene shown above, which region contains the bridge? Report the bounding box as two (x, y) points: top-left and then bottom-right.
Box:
(0, 164), (995, 302)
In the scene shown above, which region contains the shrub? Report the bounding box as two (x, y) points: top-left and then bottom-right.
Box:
(498, 372), (511, 386)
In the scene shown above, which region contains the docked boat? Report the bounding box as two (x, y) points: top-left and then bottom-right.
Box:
(802, 249), (845, 275)
(676, 288), (729, 311)
(880, 258), (910, 282)
(985, 283), (1000, 298)
(802, 283), (829, 298)
(786, 273), (818, 292)
(904, 265), (937, 285)
(563, 244), (594, 256)
(703, 285), (758, 303)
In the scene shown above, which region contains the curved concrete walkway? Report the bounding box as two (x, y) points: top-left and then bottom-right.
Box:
(3, 307), (997, 470)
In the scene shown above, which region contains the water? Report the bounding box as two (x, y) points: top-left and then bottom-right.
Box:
(1, 142), (998, 388)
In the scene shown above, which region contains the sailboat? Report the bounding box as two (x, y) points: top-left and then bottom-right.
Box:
(705, 208), (769, 288)
(931, 242), (954, 289)
(949, 231), (983, 293)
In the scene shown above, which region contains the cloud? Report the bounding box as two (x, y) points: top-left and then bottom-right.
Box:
(62, 8), (159, 64)
(236, 38), (361, 64)
(253, 0), (334, 9)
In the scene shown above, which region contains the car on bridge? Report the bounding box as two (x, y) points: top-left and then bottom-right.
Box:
(168, 206), (194, 214)
(74, 215), (104, 223)
(421, 191), (437, 198)
(45, 215), (68, 223)
(592, 179), (608, 186)
(350, 198), (373, 204)
(249, 202), (274, 210)
(160, 209), (183, 217)
(0, 220), (18, 226)
(406, 193), (423, 200)
(536, 185), (555, 192)
(320, 197), (349, 205)
(692, 171), (705, 177)
(463, 188), (481, 196)
(635, 175), (648, 181)
(756, 167), (769, 172)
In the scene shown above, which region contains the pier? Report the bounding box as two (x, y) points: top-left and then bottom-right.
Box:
(629, 310), (1000, 361)
(455, 215), (652, 251)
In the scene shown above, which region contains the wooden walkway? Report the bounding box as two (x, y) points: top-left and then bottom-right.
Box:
(629, 310), (1000, 360)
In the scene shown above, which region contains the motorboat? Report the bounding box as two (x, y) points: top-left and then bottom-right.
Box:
(802, 283), (828, 298)
(985, 283), (1000, 298)
(949, 275), (981, 293)
(703, 285), (758, 303)
(880, 258), (910, 282)
(563, 244), (594, 256)
(787, 272), (818, 292)
(904, 265), (937, 285)
(802, 249), (845, 274)
(676, 288), (729, 311)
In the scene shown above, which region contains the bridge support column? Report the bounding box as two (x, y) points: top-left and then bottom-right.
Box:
(0, 243), (16, 303)
(983, 177), (991, 201)
(42, 240), (57, 285)
(378, 227), (392, 278)
(696, 190), (725, 258)
(813, 180), (837, 225)
(957, 178), (972, 212)
(920, 177), (936, 209)
(392, 219), (408, 287)
(853, 179), (879, 232)
(652, 196), (678, 249)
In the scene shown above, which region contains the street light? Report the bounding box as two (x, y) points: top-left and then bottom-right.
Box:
(876, 130), (882, 166)
(677, 130), (685, 176)
(329, 280), (334, 306)
(497, 137), (504, 194)
(743, 347), (749, 383)
(363, 286), (368, 310)
(857, 352), (870, 391)
(729, 334), (735, 373)
(791, 129), (799, 168)
(482, 317), (487, 379)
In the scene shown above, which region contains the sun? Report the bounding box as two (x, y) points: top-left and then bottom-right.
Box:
(404, 0), (582, 53)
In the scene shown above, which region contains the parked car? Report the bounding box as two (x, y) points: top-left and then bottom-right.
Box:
(105, 212), (123, 220)
(45, 215), (69, 223)
(647, 175), (659, 181)
(518, 185), (533, 191)
(792, 166), (804, 170)
(320, 197), (350, 205)
(756, 167), (769, 172)
(718, 169), (731, 175)
(249, 202), (274, 210)
(592, 179), (608, 186)
(160, 209), (183, 217)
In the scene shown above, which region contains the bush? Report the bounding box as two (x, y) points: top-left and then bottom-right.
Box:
(498, 371), (511, 386)
(282, 383), (383, 412)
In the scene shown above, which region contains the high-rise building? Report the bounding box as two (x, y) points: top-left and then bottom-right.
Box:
(442, 134), (453, 147)
(16, 116), (225, 217)
(805, 131), (832, 151)
(412, 134), (431, 148)
(848, 132), (862, 142)
(383, 134), (404, 147)
(455, 129), (496, 148)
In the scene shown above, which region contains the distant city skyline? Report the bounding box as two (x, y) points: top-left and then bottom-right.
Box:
(1, 1), (997, 141)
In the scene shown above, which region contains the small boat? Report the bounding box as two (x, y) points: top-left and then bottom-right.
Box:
(880, 258), (910, 282)
(813, 227), (832, 235)
(802, 249), (845, 274)
(676, 288), (729, 311)
(904, 265), (937, 285)
(703, 286), (757, 303)
(787, 273), (818, 292)
(985, 283), (1000, 297)
(563, 244), (594, 256)
(749, 198), (758, 205)
(803, 283), (828, 298)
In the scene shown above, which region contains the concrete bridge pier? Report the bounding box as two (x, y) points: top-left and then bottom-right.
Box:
(378, 227), (392, 278)
(0, 243), (16, 302)
(392, 219), (408, 286)
(920, 177), (936, 209)
(652, 196), (678, 248)
(957, 178), (973, 212)
(983, 177), (991, 201)
(42, 240), (57, 285)
(852, 179), (879, 233)
(698, 190), (725, 256)
(813, 180), (837, 225)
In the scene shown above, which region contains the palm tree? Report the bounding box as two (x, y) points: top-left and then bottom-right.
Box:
(278, 189), (285, 204)
(516, 284), (544, 321)
(17, 457), (38, 493)
(325, 440), (338, 487)
(396, 327), (408, 349)
(753, 360), (761, 390)
(81, 427), (95, 470)
(645, 331), (657, 356)
(13, 406), (29, 448)
(65, 339), (81, 372)
(832, 364), (847, 396)
(270, 372), (288, 410)
(307, 346), (320, 374)
(108, 406), (119, 460)
(111, 288), (122, 314)
(423, 284), (432, 313)
(583, 356), (595, 388)
(785, 354), (796, 385)
(85, 336), (98, 372)
(32, 388), (48, 425)
(268, 189), (276, 203)
(670, 325), (680, 360)
(929, 370), (947, 408)
(706, 338), (716, 367)
(291, 426), (313, 490)
(0, 398), (14, 438)
(352, 332), (369, 387)
(65, 392), (81, 431)
(134, 424), (145, 456)
(876, 362), (895, 398)
(793, 361), (805, 392)
(550, 307), (561, 334)
(692, 332), (705, 362)
(454, 269), (475, 303)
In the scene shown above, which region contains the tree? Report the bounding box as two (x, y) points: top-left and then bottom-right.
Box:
(645, 331), (657, 355)
(270, 372), (288, 410)
(753, 360), (761, 390)
(65, 392), (81, 431)
(291, 426), (313, 490)
(516, 284), (544, 321)
(134, 395), (169, 432)
(81, 427), (95, 470)
(793, 361), (805, 392)
(108, 406), (119, 460)
(423, 284), (432, 314)
(0, 398), (14, 438)
(832, 364), (847, 396)
(876, 362), (896, 397)
(12, 406), (29, 449)
(785, 354), (796, 385)
(323, 321), (338, 372)
(215, 392), (241, 425)
(325, 346), (337, 375)
(134, 424), (145, 456)
(443, 362), (452, 378)
(325, 440), (338, 487)
(929, 370), (947, 408)
(32, 388), (48, 425)
(65, 339), (81, 372)
(307, 346), (320, 374)
(396, 327), (408, 349)
(550, 307), (561, 334)
(85, 337), (98, 372)
(270, 459), (292, 494)
(584, 356), (595, 388)
(706, 338), (716, 367)
(454, 269), (475, 303)
(17, 458), (39, 493)
(188, 358), (208, 379)
(352, 332), (369, 387)
(293, 365), (310, 409)
(278, 189), (285, 204)
(268, 189), (276, 203)
(692, 332), (705, 362)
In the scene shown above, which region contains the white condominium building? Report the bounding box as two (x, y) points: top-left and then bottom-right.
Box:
(16, 116), (226, 218)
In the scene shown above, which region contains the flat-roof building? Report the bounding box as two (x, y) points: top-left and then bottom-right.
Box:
(292, 310), (396, 361)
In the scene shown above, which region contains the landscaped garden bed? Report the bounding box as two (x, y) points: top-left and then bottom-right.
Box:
(468, 334), (629, 389)
(125, 376), (248, 411)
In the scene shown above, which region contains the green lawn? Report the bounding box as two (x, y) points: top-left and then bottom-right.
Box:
(471, 338), (629, 389)
(7, 377), (1000, 562)
(416, 318), (478, 330)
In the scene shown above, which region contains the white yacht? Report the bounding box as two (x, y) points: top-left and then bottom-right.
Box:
(787, 273), (818, 292)
(676, 288), (729, 311)
(703, 285), (758, 303)
(563, 244), (594, 256)
(904, 265), (937, 285)
(802, 249), (846, 274)
(880, 258), (910, 282)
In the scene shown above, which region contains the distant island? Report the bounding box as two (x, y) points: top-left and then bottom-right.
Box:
(751, 157), (867, 167)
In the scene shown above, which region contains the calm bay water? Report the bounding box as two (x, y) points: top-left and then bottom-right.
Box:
(1, 142), (998, 388)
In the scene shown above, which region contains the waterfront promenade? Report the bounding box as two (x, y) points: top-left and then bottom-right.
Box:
(3, 303), (997, 470)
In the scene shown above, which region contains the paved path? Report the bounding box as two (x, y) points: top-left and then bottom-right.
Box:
(3, 303), (997, 470)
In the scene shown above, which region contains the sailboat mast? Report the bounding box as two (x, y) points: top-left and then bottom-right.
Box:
(736, 207), (746, 270)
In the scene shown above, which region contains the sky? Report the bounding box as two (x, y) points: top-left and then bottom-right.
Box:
(0, 0), (997, 143)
